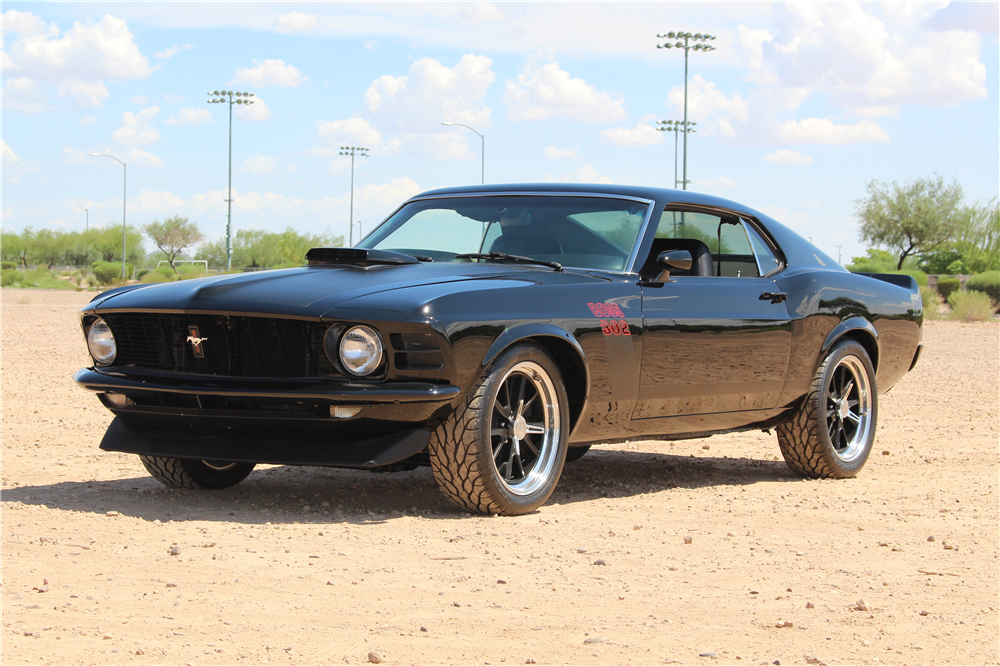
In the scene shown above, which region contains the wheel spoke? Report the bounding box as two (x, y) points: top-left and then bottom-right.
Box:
(520, 436), (540, 457)
(504, 443), (517, 481)
(525, 423), (545, 435)
(515, 375), (527, 417)
(845, 411), (861, 425)
(493, 438), (506, 460)
(491, 427), (508, 439)
(842, 377), (855, 400)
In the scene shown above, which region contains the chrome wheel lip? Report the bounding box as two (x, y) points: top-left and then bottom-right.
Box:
(825, 355), (873, 464)
(490, 360), (561, 497)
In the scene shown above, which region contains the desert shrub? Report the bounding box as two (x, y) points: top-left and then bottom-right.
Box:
(93, 262), (121, 284)
(947, 290), (997, 322)
(920, 286), (943, 320)
(140, 271), (169, 284)
(154, 265), (178, 281)
(935, 277), (961, 300)
(1, 269), (24, 287)
(136, 269), (150, 279)
(176, 264), (207, 280)
(1, 261), (15, 270)
(965, 270), (1000, 304)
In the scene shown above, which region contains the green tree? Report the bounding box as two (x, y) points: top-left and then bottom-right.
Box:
(1, 228), (30, 269)
(31, 229), (70, 269)
(145, 215), (204, 270)
(92, 222), (146, 264)
(197, 228), (344, 269)
(855, 175), (965, 270)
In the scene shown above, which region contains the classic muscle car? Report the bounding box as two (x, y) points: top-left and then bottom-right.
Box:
(74, 184), (923, 515)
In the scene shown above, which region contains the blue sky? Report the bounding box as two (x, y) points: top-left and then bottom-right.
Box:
(3, 2), (998, 263)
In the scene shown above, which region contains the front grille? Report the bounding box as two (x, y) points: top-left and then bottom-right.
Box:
(101, 313), (335, 378)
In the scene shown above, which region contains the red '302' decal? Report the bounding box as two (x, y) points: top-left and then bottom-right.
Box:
(600, 319), (631, 336)
(588, 302), (624, 318)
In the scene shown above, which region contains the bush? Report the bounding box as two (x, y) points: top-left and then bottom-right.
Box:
(139, 271), (169, 284)
(897, 269), (928, 287)
(1, 269), (24, 287)
(920, 286), (943, 320)
(93, 262), (122, 285)
(136, 269), (150, 279)
(935, 277), (961, 301)
(947, 290), (997, 322)
(176, 264), (207, 280)
(1, 261), (16, 270)
(154, 265), (178, 281)
(966, 270), (1000, 304)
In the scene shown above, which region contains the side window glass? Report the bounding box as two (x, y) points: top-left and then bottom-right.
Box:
(744, 221), (783, 276)
(648, 210), (760, 277)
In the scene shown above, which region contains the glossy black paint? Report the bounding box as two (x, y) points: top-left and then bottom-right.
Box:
(75, 184), (923, 467)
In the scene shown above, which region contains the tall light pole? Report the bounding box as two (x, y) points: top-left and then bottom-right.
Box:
(84, 208), (89, 232)
(89, 153), (127, 278)
(656, 120), (696, 189)
(836, 245), (843, 264)
(441, 122), (484, 184)
(207, 90), (255, 271)
(656, 31), (716, 190)
(339, 146), (369, 247)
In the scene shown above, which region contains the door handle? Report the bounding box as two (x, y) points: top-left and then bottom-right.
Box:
(760, 291), (787, 304)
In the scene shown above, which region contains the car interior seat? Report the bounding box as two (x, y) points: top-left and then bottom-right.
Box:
(489, 233), (563, 256)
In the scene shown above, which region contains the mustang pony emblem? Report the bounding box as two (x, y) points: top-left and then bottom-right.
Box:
(186, 326), (207, 358)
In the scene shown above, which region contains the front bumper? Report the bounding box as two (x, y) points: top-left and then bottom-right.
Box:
(75, 367), (461, 467)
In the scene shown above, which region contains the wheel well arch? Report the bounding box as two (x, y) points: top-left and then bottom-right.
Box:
(481, 326), (589, 433)
(822, 320), (879, 373)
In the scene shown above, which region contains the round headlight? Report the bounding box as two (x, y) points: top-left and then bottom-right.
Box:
(87, 318), (117, 365)
(339, 325), (383, 376)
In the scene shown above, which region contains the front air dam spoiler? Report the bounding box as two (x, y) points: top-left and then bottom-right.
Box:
(99, 417), (430, 468)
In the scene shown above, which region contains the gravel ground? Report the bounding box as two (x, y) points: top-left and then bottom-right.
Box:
(2, 288), (997, 665)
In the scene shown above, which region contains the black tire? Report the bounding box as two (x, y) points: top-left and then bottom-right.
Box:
(776, 339), (878, 478)
(139, 455), (256, 490)
(428, 343), (569, 515)
(565, 445), (591, 462)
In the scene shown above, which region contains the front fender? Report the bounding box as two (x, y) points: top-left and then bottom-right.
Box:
(482, 323), (586, 369)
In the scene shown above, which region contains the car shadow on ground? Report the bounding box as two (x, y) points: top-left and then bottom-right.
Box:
(2, 448), (801, 525)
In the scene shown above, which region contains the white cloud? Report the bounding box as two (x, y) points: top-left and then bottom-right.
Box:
(698, 176), (738, 189)
(1, 78), (52, 113)
(285, 164), (301, 173)
(600, 123), (664, 147)
(234, 97), (272, 121)
(230, 59), (306, 88)
(163, 93), (183, 103)
(275, 12), (318, 33)
(457, 2), (507, 23)
(2, 12), (153, 82)
(542, 146), (579, 160)
(355, 177), (422, 209)
(239, 154), (277, 175)
(364, 40), (381, 53)
(546, 164), (614, 184)
(403, 133), (476, 161)
(2, 140), (22, 164)
(125, 147), (164, 167)
(666, 75), (750, 124)
(505, 54), (627, 123)
(58, 81), (109, 108)
(132, 189), (185, 211)
(61, 146), (88, 164)
(765, 149), (813, 165)
(80, 114), (98, 126)
(166, 108), (212, 126)
(130, 94), (149, 104)
(154, 44), (194, 60)
(112, 106), (161, 146)
(365, 54), (495, 132)
(317, 117), (383, 147)
(926, 2), (1000, 35)
(776, 118), (889, 145)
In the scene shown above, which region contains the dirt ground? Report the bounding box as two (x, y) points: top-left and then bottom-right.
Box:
(2, 288), (997, 666)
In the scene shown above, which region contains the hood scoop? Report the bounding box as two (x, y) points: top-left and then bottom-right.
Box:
(306, 248), (420, 267)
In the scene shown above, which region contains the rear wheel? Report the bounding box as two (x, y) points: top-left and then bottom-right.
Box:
(139, 455), (256, 490)
(429, 343), (568, 515)
(776, 339), (877, 478)
(565, 445), (591, 462)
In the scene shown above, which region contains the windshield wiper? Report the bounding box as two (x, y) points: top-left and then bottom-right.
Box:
(454, 252), (563, 272)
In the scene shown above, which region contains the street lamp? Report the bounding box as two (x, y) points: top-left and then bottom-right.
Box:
(656, 120), (697, 189)
(656, 31), (716, 190)
(339, 146), (369, 247)
(441, 122), (484, 184)
(207, 89), (255, 271)
(84, 208), (89, 232)
(836, 245), (843, 264)
(89, 153), (127, 278)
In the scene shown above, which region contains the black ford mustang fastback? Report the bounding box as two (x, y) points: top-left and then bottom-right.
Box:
(75, 184), (923, 515)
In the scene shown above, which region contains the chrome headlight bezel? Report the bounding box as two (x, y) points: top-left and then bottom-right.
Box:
(86, 318), (117, 366)
(337, 325), (384, 377)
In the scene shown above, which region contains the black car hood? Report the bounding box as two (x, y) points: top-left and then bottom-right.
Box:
(89, 263), (602, 319)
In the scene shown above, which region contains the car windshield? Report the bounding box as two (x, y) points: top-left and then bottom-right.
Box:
(359, 195), (650, 272)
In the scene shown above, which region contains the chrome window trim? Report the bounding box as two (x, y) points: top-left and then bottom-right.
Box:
(367, 191), (658, 276)
(742, 217), (786, 278)
(741, 217), (766, 278)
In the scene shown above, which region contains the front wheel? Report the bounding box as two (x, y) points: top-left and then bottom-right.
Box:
(776, 339), (878, 478)
(139, 455), (256, 489)
(429, 343), (569, 515)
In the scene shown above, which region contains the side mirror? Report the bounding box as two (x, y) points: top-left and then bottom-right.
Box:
(655, 249), (692, 283)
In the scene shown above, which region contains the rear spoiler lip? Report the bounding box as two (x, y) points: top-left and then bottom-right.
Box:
(856, 272), (919, 292)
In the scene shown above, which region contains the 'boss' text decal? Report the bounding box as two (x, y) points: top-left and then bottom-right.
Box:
(588, 302), (630, 336)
